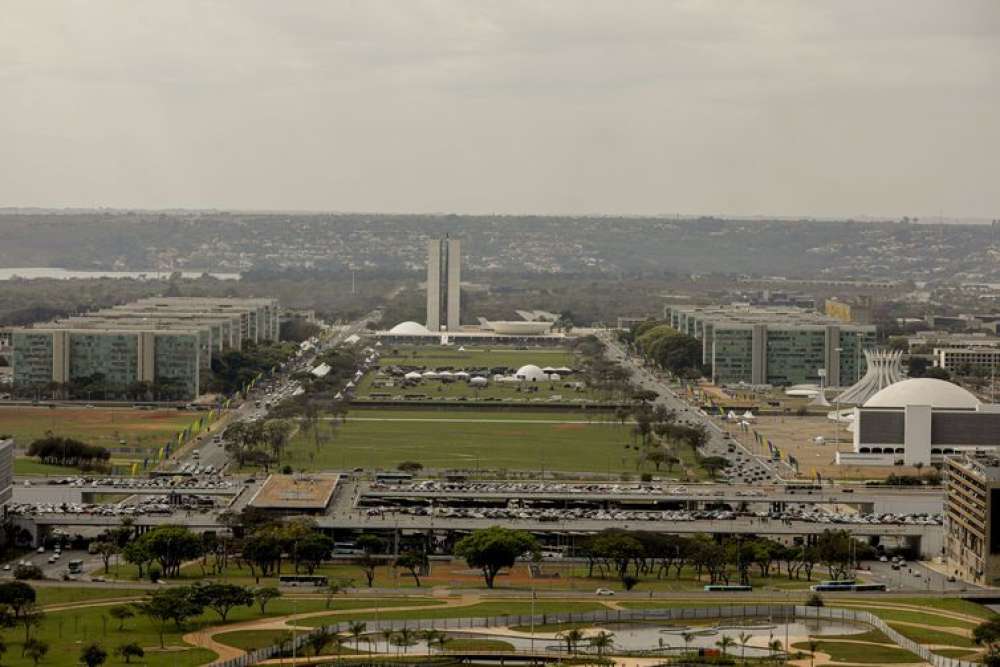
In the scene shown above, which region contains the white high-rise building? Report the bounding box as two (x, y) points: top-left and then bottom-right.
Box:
(426, 237), (461, 331)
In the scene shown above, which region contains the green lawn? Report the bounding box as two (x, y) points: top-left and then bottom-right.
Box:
(35, 586), (151, 606)
(443, 638), (516, 651)
(215, 629), (292, 651)
(0, 406), (195, 450)
(887, 623), (976, 648)
(282, 408), (655, 474)
(855, 607), (975, 629)
(791, 640), (921, 664)
(296, 601), (607, 628)
(13, 459), (82, 475)
(880, 597), (998, 620)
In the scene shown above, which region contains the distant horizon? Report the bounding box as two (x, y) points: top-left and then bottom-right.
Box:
(0, 206), (995, 226)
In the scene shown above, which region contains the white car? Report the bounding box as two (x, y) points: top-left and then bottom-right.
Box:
(595, 588), (616, 596)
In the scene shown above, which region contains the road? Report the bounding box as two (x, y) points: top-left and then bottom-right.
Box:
(170, 311), (380, 474)
(601, 335), (782, 484)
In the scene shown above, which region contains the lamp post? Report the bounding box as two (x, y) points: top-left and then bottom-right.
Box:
(833, 347), (843, 445)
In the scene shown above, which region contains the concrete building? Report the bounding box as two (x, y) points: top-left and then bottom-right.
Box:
(10, 297), (279, 401)
(933, 347), (1000, 375)
(426, 238), (461, 332)
(664, 305), (876, 386)
(825, 298), (874, 325)
(944, 453), (1000, 585)
(840, 378), (1000, 467)
(0, 439), (13, 508)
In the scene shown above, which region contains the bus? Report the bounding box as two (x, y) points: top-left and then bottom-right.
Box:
(67, 560), (84, 575)
(810, 581), (886, 592)
(278, 574), (328, 588)
(703, 584), (752, 592)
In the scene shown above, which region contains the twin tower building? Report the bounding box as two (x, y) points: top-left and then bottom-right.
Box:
(426, 237), (461, 332)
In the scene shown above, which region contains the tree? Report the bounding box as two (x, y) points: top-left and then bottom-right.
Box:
(140, 525), (203, 578)
(974, 618), (1000, 666)
(18, 603), (43, 644)
(816, 530), (853, 580)
(307, 628), (334, 657)
(80, 643), (107, 667)
(589, 631), (615, 656)
(296, 533), (334, 575)
(114, 643), (144, 665)
(254, 587), (282, 615)
(806, 592), (825, 607)
(807, 638), (819, 667)
(121, 541), (154, 580)
(108, 606), (134, 631)
(453, 527), (539, 589)
(134, 587), (204, 648)
(23, 638), (48, 666)
(348, 621), (368, 653)
(242, 530), (283, 581)
(263, 419), (294, 464)
(0, 582), (36, 619)
(395, 552), (427, 587)
(681, 631), (695, 655)
(422, 629), (447, 653)
(391, 628), (418, 655)
(716, 634), (735, 657)
(739, 631), (752, 664)
(194, 583), (254, 622)
(94, 542), (118, 574)
(397, 461), (423, 473)
(558, 628), (585, 654)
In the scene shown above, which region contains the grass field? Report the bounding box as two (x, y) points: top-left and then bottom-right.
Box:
(282, 408), (674, 475)
(13, 459), (81, 475)
(0, 406), (195, 451)
(296, 601), (607, 628)
(791, 640), (920, 664)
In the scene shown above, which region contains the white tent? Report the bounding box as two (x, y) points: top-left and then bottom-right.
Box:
(726, 410), (738, 421)
(742, 410), (756, 420)
(422, 371), (439, 379)
(454, 371), (471, 379)
(515, 364), (548, 382)
(438, 370), (453, 378)
(541, 366), (558, 374)
(470, 376), (488, 386)
(404, 371), (423, 380)
(548, 373), (561, 381)
(555, 366), (573, 374)
(458, 346), (466, 351)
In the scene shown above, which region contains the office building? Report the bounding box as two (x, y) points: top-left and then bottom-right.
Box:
(933, 347), (1000, 375)
(944, 453), (1000, 586)
(11, 297), (279, 401)
(664, 305), (876, 386)
(426, 238), (461, 332)
(0, 439), (13, 507)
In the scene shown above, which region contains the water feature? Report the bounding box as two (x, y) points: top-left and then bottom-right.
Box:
(0, 267), (240, 280)
(360, 619), (865, 658)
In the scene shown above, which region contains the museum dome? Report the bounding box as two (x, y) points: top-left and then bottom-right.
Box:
(863, 378), (980, 410)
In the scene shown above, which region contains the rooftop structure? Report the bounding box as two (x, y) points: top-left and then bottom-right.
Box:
(248, 474), (339, 514)
(664, 304), (876, 387)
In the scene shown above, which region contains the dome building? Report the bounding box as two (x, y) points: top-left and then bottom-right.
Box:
(841, 377), (1000, 467)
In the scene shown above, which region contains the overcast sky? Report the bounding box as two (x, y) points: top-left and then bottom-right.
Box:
(2, 1), (998, 218)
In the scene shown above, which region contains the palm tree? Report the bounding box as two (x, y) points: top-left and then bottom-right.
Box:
(716, 634), (735, 657)
(422, 629), (447, 653)
(768, 639), (783, 664)
(738, 631), (752, 664)
(380, 629), (395, 654)
(589, 631), (615, 656)
(392, 628), (418, 655)
(558, 628), (585, 654)
(807, 638), (820, 667)
(348, 621), (367, 653)
(681, 631), (696, 655)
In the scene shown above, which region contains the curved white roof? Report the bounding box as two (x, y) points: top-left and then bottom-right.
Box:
(864, 378), (980, 409)
(515, 364), (549, 382)
(388, 321), (432, 335)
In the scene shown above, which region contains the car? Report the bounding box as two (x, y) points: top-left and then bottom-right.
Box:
(36, 547), (45, 554)
(47, 556), (56, 564)
(595, 588), (615, 596)
(879, 556), (888, 563)
(1, 565), (9, 571)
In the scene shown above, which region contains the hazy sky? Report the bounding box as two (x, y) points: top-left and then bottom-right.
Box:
(2, 1), (998, 218)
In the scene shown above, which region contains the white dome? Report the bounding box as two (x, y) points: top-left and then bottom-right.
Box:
(515, 364), (548, 382)
(864, 378), (980, 409)
(469, 376), (488, 385)
(388, 321), (432, 335)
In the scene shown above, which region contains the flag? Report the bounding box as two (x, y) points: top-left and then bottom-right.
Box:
(157, 447), (164, 461)
(131, 462), (139, 476)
